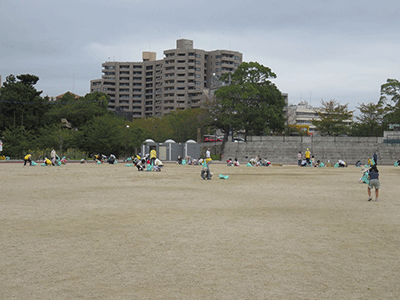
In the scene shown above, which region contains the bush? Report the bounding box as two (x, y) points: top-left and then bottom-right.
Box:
(211, 154), (221, 161)
(25, 148), (88, 161)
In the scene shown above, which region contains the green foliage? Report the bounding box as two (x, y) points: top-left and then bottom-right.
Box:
(0, 74), (50, 132)
(213, 62), (286, 139)
(349, 101), (389, 136)
(383, 103), (400, 125)
(165, 108), (208, 142)
(23, 148), (88, 161)
(379, 79), (400, 125)
(284, 125), (309, 136)
(60, 148), (88, 160)
(79, 114), (126, 156)
(312, 100), (353, 136)
(380, 78), (400, 105)
(132, 116), (173, 143)
(44, 92), (110, 129)
(2, 126), (35, 158)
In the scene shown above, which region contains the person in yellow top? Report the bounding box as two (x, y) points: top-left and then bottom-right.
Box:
(201, 156), (213, 180)
(305, 148), (311, 165)
(150, 149), (156, 166)
(24, 154), (32, 166)
(44, 157), (52, 166)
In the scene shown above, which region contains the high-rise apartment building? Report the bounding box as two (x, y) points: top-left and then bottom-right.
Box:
(90, 39), (243, 119)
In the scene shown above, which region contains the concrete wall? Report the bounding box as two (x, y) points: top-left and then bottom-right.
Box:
(222, 136), (400, 165)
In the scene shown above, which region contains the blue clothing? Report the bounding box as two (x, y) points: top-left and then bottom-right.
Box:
(369, 170), (379, 180)
(373, 153), (378, 164)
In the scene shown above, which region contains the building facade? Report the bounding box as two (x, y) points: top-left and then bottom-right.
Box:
(90, 39), (243, 119)
(287, 101), (353, 135)
(287, 101), (321, 135)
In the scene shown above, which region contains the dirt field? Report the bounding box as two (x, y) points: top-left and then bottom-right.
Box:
(1, 162), (399, 299)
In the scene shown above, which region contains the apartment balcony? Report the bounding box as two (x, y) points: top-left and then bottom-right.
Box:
(176, 81), (186, 87)
(221, 62), (234, 68)
(102, 75), (115, 80)
(177, 101), (189, 109)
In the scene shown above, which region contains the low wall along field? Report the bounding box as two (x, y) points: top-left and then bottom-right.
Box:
(1, 163), (399, 299)
(222, 136), (400, 165)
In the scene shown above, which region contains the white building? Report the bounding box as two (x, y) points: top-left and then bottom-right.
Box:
(287, 101), (320, 135)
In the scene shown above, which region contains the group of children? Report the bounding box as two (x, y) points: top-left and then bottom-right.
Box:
(297, 149), (349, 168)
(131, 152), (163, 172)
(23, 148), (66, 166)
(226, 158), (240, 166)
(248, 156), (271, 167)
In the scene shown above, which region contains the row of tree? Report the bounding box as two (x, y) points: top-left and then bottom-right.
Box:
(1, 66), (399, 159)
(0, 74), (211, 158)
(311, 79), (400, 136)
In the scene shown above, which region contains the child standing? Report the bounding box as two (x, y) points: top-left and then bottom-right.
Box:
(367, 165), (380, 201)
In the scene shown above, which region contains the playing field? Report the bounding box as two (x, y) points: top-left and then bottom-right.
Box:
(1, 162), (399, 299)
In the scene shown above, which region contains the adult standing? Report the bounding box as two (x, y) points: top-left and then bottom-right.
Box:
(373, 152), (378, 165)
(150, 148), (156, 166)
(50, 148), (57, 166)
(206, 148), (211, 159)
(305, 148), (311, 165)
(367, 165), (380, 201)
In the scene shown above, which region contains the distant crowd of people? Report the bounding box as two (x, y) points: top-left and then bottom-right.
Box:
(23, 148), (66, 166)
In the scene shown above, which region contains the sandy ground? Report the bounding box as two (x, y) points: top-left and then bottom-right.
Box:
(1, 162), (399, 300)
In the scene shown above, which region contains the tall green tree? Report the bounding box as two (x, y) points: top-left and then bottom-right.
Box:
(380, 78), (400, 105)
(213, 62), (286, 140)
(350, 102), (389, 136)
(165, 108), (208, 142)
(0, 74), (49, 133)
(79, 114), (125, 156)
(312, 100), (353, 136)
(380, 78), (400, 125)
(132, 116), (173, 143)
(45, 92), (110, 129)
(1, 126), (35, 158)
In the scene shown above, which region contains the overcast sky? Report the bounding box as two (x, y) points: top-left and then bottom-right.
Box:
(1, 0), (399, 114)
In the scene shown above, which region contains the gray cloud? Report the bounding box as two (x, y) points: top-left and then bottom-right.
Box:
(1, 0), (399, 113)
